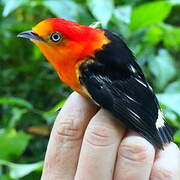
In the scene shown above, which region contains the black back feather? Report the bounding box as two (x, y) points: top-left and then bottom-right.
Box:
(79, 30), (173, 149)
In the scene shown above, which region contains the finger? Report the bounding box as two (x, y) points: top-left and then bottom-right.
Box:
(75, 109), (126, 180)
(41, 92), (98, 180)
(151, 142), (180, 180)
(114, 131), (155, 180)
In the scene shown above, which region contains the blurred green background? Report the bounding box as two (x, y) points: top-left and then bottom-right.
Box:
(0, 0), (180, 179)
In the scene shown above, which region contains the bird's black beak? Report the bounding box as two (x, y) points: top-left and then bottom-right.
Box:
(17, 30), (44, 41)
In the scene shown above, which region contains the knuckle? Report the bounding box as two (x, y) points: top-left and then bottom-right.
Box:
(151, 167), (175, 180)
(119, 138), (154, 162)
(85, 124), (116, 147)
(56, 122), (82, 141)
(55, 112), (83, 141)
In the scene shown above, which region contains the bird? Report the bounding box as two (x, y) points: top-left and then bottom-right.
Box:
(17, 18), (173, 149)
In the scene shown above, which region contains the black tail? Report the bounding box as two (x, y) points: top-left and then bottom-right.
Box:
(139, 121), (173, 150)
(157, 121), (173, 149)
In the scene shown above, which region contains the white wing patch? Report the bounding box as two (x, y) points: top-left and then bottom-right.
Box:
(156, 110), (165, 129)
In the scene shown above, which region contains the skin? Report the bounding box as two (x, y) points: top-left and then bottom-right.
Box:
(41, 92), (180, 180)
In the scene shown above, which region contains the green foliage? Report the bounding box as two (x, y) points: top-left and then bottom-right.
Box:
(0, 0), (180, 179)
(130, 1), (172, 31)
(0, 97), (33, 109)
(87, 0), (114, 27)
(0, 130), (31, 161)
(148, 49), (176, 90)
(0, 160), (43, 179)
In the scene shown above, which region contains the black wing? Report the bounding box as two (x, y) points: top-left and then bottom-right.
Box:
(79, 30), (172, 149)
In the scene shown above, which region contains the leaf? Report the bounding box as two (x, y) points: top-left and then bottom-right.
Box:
(9, 108), (27, 128)
(163, 26), (180, 50)
(87, 0), (114, 27)
(130, 1), (172, 31)
(27, 125), (50, 136)
(163, 110), (178, 124)
(43, 0), (91, 23)
(0, 175), (15, 180)
(0, 160), (43, 178)
(89, 22), (101, 28)
(165, 81), (180, 93)
(145, 25), (163, 45)
(174, 130), (180, 143)
(0, 97), (33, 109)
(168, 0), (180, 5)
(113, 5), (132, 24)
(9, 162), (43, 178)
(148, 49), (176, 90)
(2, 0), (27, 17)
(43, 99), (66, 123)
(43, 0), (76, 21)
(157, 93), (180, 114)
(0, 130), (31, 160)
(45, 99), (66, 114)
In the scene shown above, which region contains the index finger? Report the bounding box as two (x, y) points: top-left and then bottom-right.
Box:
(41, 92), (98, 180)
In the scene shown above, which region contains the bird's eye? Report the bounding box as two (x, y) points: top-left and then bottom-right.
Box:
(50, 32), (62, 42)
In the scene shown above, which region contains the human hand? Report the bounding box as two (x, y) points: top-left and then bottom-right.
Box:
(41, 92), (180, 180)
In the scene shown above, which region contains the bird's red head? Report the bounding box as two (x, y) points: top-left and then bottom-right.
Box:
(18, 18), (109, 93)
